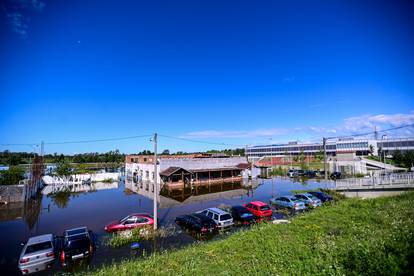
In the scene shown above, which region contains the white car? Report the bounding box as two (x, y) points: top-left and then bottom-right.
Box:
(198, 207), (234, 228)
(18, 234), (55, 274)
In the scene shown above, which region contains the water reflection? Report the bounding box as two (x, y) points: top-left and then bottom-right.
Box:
(0, 176), (334, 275)
(0, 196), (42, 231)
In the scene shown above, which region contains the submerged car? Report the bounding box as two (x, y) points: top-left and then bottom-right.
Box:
(330, 172), (342, 180)
(60, 227), (95, 266)
(244, 201), (273, 218)
(175, 213), (218, 234)
(293, 193), (322, 207)
(230, 205), (256, 225)
(269, 196), (306, 210)
(104, 213), (154, 232)
(308, 191), (333, 203)
(198, 207), (234, 228)
(18, 234), (55, 275)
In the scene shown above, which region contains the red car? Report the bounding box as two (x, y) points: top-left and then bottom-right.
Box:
(104, 213), (154, 232)
(244, 201), (273, 218)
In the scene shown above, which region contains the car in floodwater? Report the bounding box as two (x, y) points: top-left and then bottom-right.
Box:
(293, 193), (322, 207)
(230, 205), (256, 225)
(269, 196), (307, 211)
(104, 213), (154, 232)
(198, 207), (234, 229)
(18, 234), (55, 275)
(59, 227), (95, 266)
(243, 201), (273, 218)
(175, 213), (218, 234)
(308, 191), (333, 203)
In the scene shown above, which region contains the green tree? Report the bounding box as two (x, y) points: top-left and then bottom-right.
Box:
(56, 161), (72, 177)
(0, 166), (25, 185)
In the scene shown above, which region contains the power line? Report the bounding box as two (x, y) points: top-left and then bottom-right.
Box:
(158, 134), (245, 147)
(44, 134), (153, 145)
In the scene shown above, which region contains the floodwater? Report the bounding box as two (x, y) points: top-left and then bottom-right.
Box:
(0, 176), (334, 275)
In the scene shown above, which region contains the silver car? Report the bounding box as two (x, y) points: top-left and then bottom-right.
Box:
(18, 234), (55, 274)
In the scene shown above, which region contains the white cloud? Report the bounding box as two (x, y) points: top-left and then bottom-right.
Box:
(183, 128), (289, 139)
(4, 0), (45, 38)
(282, 76), (295, 83)
(181, 112), (414, 141)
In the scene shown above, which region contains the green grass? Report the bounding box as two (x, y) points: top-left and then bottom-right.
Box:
(88, 192), (414, 275)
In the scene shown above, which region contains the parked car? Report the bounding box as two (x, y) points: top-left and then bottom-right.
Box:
(308, 191), (333, 203)
(198, 207), (234, 228)
(104, 213), (154, 232)
(330, 172), (342, 180)
(60, 227), (95, 266)
(18, 234), (55, 275)
(287, 169), (297, 178)
(297, 170), (305, 176)
(304, 170), (316, 178)
(243, 201), (273, 218)
(175, 213), (218, 234)
(293, 193), (322, 207)
(269, 196), (306, 210)
(230, 205), (256, 225)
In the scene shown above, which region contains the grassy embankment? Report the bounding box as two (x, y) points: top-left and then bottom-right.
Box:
(89, 192), (414, 275)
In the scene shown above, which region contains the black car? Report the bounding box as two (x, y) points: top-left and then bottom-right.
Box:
(308, 191), (333, 203)
(330, 172), (342, 180)
(59, 227), (95, 266)
(230, 205), (256, 225)
(304, 170), (316, 178)
(175, 213), (218, 234)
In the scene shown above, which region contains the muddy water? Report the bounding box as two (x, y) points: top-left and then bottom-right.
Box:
(0, 177), (333, 275)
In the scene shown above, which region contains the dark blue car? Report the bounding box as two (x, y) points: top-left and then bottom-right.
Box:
(308, 191), (333, 203)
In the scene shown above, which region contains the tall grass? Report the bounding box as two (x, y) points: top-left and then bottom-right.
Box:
(89, 192), (414, 275)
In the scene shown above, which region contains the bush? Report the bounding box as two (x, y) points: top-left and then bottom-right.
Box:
(0, 166), (25, 185)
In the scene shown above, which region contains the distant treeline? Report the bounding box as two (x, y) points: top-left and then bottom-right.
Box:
(0, 150), (125, 165)
(0, 148), (246, 165)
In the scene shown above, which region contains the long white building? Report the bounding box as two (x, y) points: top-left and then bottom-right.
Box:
(246, 137), (414, 161)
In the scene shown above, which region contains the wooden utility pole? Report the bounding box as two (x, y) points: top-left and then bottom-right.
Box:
(153, 133), (158, 230)
(323, 137), (327, 180)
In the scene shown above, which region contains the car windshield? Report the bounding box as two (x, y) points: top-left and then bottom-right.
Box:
(25, 241), (52, 254)
(220, 214), (232, 220)
(66, 238), (89, 249)
(120, 216), (130, 223)
(260, 205), (270, 211)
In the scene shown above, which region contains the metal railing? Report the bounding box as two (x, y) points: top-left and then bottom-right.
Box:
(335, 172), (414, 190)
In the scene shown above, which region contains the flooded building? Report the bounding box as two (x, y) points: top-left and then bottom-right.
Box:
(125, 154), (257, 190)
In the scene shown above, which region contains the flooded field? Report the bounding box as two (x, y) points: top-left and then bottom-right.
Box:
(0, 177), (333, 275)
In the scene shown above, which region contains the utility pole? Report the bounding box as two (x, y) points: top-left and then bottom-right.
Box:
(152, 133), (158, 230)
(323, 137), (327, 180)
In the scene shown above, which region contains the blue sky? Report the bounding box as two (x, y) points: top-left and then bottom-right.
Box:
(1, 0), (413, 154)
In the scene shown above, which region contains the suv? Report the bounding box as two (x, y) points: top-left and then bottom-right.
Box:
(175, 213), (218, 234)
(18, 234), (55, 275)
(60, 227), (95, 266)
(198, 207), (234, 228)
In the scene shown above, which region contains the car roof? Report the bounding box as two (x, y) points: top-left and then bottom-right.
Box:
(232, 205), (247, 210)
(250, 201), (268, 206)
(193, 213), (212, 221)
(27, 234), (53, 245)
(205, 207), (229, 215)
(131, 213), (152, 218)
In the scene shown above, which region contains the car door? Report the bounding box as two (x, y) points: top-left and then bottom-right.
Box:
(135, 217), (149, 228)
(123, 217), (137, 229)
(213, 213), (219, 224)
